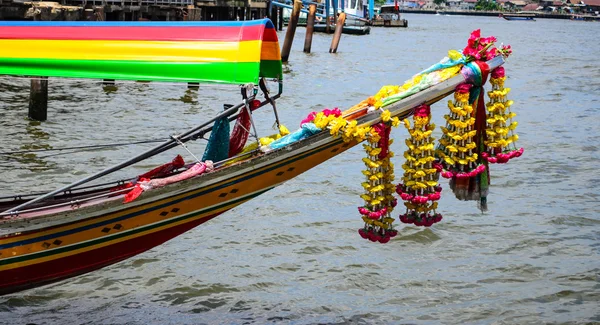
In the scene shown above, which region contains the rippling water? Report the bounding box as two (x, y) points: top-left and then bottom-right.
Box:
(1, 14), (599, 324)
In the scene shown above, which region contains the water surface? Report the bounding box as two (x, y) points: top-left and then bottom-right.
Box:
(0, 14), (599, 324)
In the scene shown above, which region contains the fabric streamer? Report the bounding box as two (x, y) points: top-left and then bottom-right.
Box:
(267, 123), (321, 150)
(124, 161), (214, 203)
(137, 154), (185, 180)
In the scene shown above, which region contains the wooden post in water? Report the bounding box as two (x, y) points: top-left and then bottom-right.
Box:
(281, 0), (303, 63)
(329, 12), (345, 53)
(304, 3), (317, 53)
(29, 77), (48, 122)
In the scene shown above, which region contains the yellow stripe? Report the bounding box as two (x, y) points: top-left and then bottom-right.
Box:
(0, 40), (262, 63)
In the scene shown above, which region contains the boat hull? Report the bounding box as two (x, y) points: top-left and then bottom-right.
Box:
(0, 211), (220, 295)
(0, 134), (356, 295)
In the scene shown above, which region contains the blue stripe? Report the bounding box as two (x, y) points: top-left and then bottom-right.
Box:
(0, 18), (274, 28)
(0, 137), (342, 250)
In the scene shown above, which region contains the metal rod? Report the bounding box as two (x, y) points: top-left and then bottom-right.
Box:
(0, 188), (132, 218)
(171, 135), (201, 163)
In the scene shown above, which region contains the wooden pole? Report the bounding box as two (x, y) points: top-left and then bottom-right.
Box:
(329, 12), (345, 53)
(29, 77), (48, 122)
(304, 3), (317, 53)
(281, 0), (302, 63)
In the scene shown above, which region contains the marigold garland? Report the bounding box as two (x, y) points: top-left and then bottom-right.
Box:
(437, 84), (486, 181)
(302, 30), (522, 243)
(396, 104), (443, 227)
(482, 67), (524, 163)
(357, 120), (399, 243)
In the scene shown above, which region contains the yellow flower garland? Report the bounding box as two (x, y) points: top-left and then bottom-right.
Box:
(397, 104), (443, 227)
(481, 69), (523, 164)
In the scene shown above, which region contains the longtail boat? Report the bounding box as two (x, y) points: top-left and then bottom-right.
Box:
(0, 21), (516, 296)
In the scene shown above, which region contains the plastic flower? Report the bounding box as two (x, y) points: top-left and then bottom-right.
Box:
(381, 110), (391, 123)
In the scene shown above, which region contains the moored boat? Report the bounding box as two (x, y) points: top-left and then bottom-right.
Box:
(500, 13), (536, 20)
(372, 4), (408, 27)
(0, 20), (512, 296)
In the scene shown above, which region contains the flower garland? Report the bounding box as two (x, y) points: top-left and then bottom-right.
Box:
(357, 120), (399, 243)
(396, 104), (443, 227)
(437, 83), (486, 181)
(302, 107), (402, 243)
(300, 30), (521, 243)
(481, 67), (523, 163)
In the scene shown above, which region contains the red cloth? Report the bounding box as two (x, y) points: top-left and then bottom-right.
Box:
(228, 108), (251, 157)
(137, 155), (185, 180)
(228, 99), (261, 157)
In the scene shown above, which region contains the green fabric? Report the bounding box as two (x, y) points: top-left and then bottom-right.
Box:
(202, 116), (231, 162)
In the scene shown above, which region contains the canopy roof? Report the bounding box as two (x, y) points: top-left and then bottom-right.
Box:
(0, 19), (282, 85)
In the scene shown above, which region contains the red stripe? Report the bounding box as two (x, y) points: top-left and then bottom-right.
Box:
(0, 25), (266, 42)
(0, 212), (223, 296)
(262, 27), (279, 42)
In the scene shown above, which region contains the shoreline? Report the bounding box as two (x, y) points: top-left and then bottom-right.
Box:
(401, 8), (575, 20)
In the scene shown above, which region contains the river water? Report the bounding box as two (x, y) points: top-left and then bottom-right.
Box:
(0, 14), (599, 324)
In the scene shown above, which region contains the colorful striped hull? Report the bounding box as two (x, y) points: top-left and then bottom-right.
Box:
(0, 19), (282, 85)
(0, 134), (356, 296)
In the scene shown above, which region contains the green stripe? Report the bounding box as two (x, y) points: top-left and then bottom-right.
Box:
(259, 60), (283, 80)
(0, 58), (282, 84)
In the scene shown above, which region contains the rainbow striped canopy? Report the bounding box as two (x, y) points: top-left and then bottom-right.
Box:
(0, 19), (282, 85)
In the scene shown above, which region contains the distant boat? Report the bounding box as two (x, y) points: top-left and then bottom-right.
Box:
(372, 4), (408, 28)
(500, 13), (536, 21)
(313, 19), (371, 35)
(571, 14), (600, 21)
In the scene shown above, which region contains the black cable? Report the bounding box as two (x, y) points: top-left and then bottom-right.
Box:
(0, 139), (168, 156)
